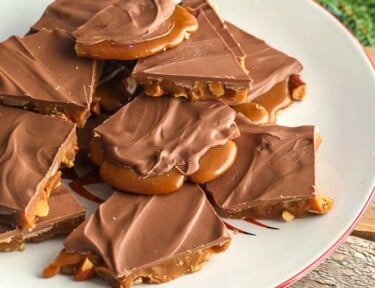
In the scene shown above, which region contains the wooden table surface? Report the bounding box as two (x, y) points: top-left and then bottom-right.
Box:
(292, 47), (375, 287)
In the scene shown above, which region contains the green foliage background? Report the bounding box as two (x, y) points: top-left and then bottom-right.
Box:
(316, 0), (375, 46)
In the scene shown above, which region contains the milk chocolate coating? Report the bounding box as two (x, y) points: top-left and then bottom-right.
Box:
(182, 0), (246, 60)
(94, 93), (237, 177)
(30, 0), (117, 33)
(0, 106), (76, 225)
(0, 29), (100, 125)
(73, 0), (176, 46)
(64, 184), (230, 278)
(132, 10), (251, 90)
(204, 114), (316, 216)
(0, 185), (85, 251)
(226, 22), (303, 101)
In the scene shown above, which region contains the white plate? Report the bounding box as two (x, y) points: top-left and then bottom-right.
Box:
(0, 0), (374, 287)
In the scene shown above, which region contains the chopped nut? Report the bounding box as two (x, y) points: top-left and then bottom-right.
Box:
(74, 257), (95, 281)
(123, 77), (138, 95)
(144, 85), (164, 97)
(289, 74), (306, 101)
(208, 82), (225, 97)
(282, 210), (295, 222)
(308, 193), (333, 214)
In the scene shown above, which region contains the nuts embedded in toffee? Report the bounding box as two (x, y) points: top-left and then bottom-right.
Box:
(0, 185), (85, 252)
(0, 106), (78, 229)
(225, 22), (304, 103)
(44, 186), (231, 287)
(204, 114), (333, 220)
(0, 29), (101, 127)
(74, 5), (199, 60)
(132, 10), (252, 104)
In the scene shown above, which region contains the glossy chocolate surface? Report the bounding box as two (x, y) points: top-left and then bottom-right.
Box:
(226, 22), (303, 101)
(0, 29), (99, 125)
(64, 184), (230, 277)
(94, 93), (237, 177)
(31, 0), (117, 32)
(182, 0), (246, 60)
(205, 114), (316, 216)
(0, 106), (76, 225)
(132, 10), (251, 90)
(73, 0), (176, 46)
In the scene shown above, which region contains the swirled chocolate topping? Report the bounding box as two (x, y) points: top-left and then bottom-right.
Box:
(0, 106), (76, 226)
(0, 29), (100, 126)
(0, 185), (85, 252)
(63, 184), (230, 278)
(132, 10), (251, 90)
(182, 0), (246, 62)
(204, 114), (316, 217)
(94, 93), (237, 177)
(73, 0), (176, 46)
(30, 0), (118, 33)
(226, 22), (303, 102)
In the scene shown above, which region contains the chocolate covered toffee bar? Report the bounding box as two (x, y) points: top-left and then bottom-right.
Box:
(89, 93), (239, 194)
(0, 185), (85, 252)
(73, 1), (198, 60)
(43, 184), (230, 288)
(227, 22), (306, 123)
(131, 10), (251, 103)
(203, 114), (332, 220)
(0, 106), (77, 229)
(0, 29), (101, 127)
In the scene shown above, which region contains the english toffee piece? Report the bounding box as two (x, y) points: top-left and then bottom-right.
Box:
(0, 106), (77, 229)
(73, 1), (198, 60)
(90, 93), (239, 194)
(131, 10), (251, 103)
(204, 114), (332, 220)
(0, 185), (85, 252)
(43, 184), (230, 288)
(0, 29), (101, 127)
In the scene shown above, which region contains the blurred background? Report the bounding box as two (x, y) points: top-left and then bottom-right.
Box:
(316, 0), (375, 47)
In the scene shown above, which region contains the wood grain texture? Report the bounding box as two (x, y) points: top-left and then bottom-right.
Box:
(291, 236), (375, 287)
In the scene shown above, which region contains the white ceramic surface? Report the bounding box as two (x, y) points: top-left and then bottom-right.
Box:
(0, 0), (374, 287)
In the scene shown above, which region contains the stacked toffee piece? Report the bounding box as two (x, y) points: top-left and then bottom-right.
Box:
(0, 0), (333, 287)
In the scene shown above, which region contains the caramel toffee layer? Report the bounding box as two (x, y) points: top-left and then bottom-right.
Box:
(0, 106), (77, 228)
(47, 184), (230, 287)
(0, 185), (85, 252)
(131, 9), (251, 102)
(93, 93), (237, 177)
(0, 29), (100, 127)
(204, 114), (318, 219)
(226, 22), (303, 102)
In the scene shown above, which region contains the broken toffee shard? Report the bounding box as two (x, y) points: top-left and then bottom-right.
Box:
(43, 184), (230, 288)
(0, 185), (85, 252)
(0, 29), (101, 127)
(0, 105), (77, 229)
(203, 114), (332, 220)
(131, 10), (251, 103)
(90, 93), (239, 195)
